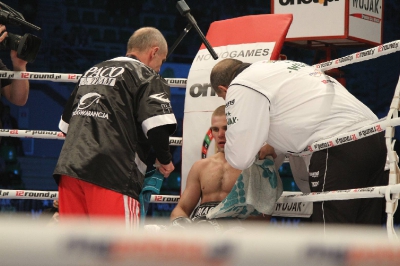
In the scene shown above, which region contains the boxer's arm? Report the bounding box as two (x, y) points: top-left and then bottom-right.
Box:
(170, 160), (203, 221)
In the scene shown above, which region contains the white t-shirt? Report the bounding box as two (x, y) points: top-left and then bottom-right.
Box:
(224, 60), (378, 170)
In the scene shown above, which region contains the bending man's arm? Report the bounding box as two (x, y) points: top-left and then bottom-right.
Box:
(170, 160), (203, 220)
(224, 85), (271, 170)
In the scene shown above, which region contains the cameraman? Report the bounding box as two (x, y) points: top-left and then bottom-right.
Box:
(0, 24), (29, 106)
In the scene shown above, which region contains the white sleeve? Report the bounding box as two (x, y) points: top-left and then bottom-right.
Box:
(224, 85), (271, 170)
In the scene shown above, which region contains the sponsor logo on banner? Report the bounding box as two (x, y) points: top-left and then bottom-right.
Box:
(315, 61), (332, 69)
(0, 190), (9, 196)
(378, 42), (399, 53)
(189, 83), (216, 98)
(16, 190), (57, 198)
(358, 124), (382, 137)
(169, 138), (182, 146)
(313, 141), (334, 150)
(356, 48), (375, 58)
(335, 134), (357, 145)
(335, 55), (353, 65)
(273, 201), (313, 218)
(350, 13), (381, 23)
(190, 43), (275, 72)
(194, 48), (270, 63)
(24, 130), (59, 136)
(278, 0), (339, 7)
(68, 74), (80, 80)
(154, 195), (179, 202)
(0, 71), (14, 79)
(167, 78), (187, 86)
(21, 73), (62, 80)
(351, 0), (381, 14)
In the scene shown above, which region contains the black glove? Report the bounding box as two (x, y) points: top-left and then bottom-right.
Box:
(196, 219), (222, 233)
(170, 216), (192, 230)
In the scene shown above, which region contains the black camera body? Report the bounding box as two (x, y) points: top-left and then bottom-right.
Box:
(0, 32), (41, 63)
(0, 4), (41, 63)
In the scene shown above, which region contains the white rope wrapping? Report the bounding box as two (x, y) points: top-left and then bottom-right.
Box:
(312, 40), (400, 71)
(0, 70), (187, 88)
(0, 129), (183, 146)
(2, 185), (400, 202)
(383, 75), (400, 240)
(294, 117), (400, 156)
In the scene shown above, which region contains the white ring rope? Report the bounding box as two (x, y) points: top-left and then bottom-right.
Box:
(312, 40), (400, 71)
(293, 116), (400, 156)
(0, 70), (187, 88)
(0, 40), (398, 87)
(0, 129), (183, 146)
(2, 184), (400, 203)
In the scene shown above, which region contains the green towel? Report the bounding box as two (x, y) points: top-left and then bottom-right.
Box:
(206, 156), (283, 219)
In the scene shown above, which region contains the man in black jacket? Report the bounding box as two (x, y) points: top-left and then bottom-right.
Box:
(53, 27), (177, 229)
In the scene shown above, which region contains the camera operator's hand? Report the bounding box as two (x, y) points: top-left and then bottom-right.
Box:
(0, 24), (8, 42)
(10, 50), (27, 70)
(0, 25), (28, 70)
(0, 23), (29, 106)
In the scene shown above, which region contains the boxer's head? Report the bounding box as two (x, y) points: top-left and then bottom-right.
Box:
(211, 105), (227, 152)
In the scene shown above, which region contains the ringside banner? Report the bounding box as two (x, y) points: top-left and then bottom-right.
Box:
(349, 0), (383, 44)
(181, 43), (275, 191)
(273, 0), (345, 39)
(272, 0), (383, 45)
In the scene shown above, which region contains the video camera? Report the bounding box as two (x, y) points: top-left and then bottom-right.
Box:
(0, 2), (41, 63)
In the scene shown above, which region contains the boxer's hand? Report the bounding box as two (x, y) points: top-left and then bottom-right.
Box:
(170, 216), (192, 229)
(258, 143), (277, 160)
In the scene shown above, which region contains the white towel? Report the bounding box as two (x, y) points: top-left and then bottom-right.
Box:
(206, 156), (283, 219)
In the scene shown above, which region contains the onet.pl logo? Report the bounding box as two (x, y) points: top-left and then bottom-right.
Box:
(279, 0), (339, 6)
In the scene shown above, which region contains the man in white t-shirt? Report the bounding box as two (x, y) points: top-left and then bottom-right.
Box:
(210, 58), (388, 225)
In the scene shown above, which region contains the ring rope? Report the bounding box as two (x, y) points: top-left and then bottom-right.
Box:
(0, 40), (397, 88)
(0, 129), (183, 146)
(0, 70), (187, 88)
(2, 184), (400, 202)
(312, 40), (400, 71)
(292, 116), (400, 156)
(383, 74), (400, 240)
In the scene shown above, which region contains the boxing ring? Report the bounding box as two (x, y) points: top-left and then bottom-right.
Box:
(0, 40), (399, 265)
